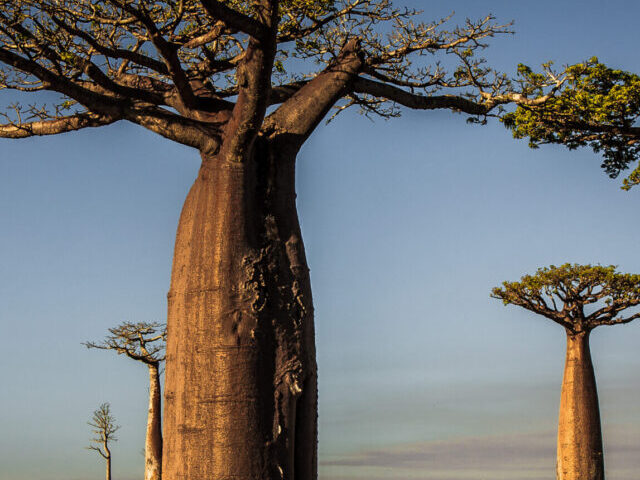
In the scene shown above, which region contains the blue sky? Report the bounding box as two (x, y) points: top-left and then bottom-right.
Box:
(2, 1), (640, 480)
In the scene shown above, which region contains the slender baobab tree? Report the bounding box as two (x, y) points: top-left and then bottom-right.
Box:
(87, 402), (120, 480)
(0, 1), (565, 477)
(492, 264), (640, 480)
(85, 322), (166, 480)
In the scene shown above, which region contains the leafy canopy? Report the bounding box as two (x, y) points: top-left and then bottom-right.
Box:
(503, 59), (640, 190)
(492, 263), (640, 332)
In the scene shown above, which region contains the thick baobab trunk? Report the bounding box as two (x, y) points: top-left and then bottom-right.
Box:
(162, 137), (317, 480)
(145, 363), (162, 480)
(556, 330), (604, 480)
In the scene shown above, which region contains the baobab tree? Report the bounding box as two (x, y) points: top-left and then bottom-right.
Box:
(87, 402), (120, 480)
(492, 264), (640, 480)
(503, 59), (640, 189)
(85, 322), (166, 480)
(0, 1), (560, 478)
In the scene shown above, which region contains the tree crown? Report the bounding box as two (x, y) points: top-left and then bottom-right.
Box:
(492, 263), (640, 332)
(0, 0), (532, 156)
(87, 402), (119, 457)
(502, 59), (640, 189)
(84, 321), (166, 364)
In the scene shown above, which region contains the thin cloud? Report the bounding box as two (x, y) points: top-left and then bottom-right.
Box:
(322, 430), (554, 470)
(320, 426), (640, 480)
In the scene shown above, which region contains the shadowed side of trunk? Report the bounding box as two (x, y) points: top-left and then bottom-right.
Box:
(162, 137), (316, 480)
(145, 363), (162, 480)
(556, 330), (604, 480)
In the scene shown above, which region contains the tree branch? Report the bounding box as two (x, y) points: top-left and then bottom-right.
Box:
(49, 15), (169, 75)
(597, 311), (640, 327)
(264, 38), (364, 146)
(87, 445), (108, 459)
(105, 0), (198, 109)
(123, 107), (221, 153)
(352, 77), (490, 115)
(218, 8), (278, 160)
(0, 112), (119, 139)
(587, 298), (640, 327)
(199, 0), (267, 39)
(0, 46), (126, 112)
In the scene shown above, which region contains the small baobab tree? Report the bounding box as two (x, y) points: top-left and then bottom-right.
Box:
(492, 264), (640, 480)
(85, 322), (166, 480)
(87, 402), (120, 480)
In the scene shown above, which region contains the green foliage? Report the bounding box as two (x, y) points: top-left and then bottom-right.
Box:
(492, 264), (640, 330)
(493, 264), (640, 304)
(503, 59), (640, 189)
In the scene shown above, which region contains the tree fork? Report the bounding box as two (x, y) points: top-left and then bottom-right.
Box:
(163, 137), (316, 480)
(557, 330), (604, 480)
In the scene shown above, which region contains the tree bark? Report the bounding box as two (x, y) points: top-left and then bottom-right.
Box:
(145, 363), (163, 480)
(105, 447), (111, 480)
(556, 330), (604, 480)
(162, 136), (317, 480)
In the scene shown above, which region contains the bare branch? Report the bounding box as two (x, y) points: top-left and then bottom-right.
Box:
(124, 106), (221, 153)
(49, 15), (168, 75)
(597, 311), (640, 327)
(0, 111), (119, 138)
(352, 77), (489, 115)
(87, 403), (119, 453)
(85, 321), (167, 365)
(104, 0), (198, 109)
(199, 0), (267, 39)
(264, 37), (363, 145)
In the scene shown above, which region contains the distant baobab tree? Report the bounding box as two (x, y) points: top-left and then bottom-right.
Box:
(492, 264), (640, 480)
(85, 322), (166, 480)
(87, 402), (119, 480)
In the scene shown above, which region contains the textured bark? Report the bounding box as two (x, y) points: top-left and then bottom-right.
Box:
(162, 137), (316, 480)
(145, 363), (163, 480)
(556, 331), (604, 480)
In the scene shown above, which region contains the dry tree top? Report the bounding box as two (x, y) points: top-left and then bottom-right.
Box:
(0, 0), (561, 154)
(87, 402), (119, 456)
(492, 264), (640, 334)
(85, 321), (166, 365)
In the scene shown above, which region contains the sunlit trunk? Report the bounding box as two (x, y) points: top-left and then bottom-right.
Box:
(162, 137), (317, 480)
(105, 446), (112, 480)
(556, 330), (604, 480)
(145, 363), (162, 480)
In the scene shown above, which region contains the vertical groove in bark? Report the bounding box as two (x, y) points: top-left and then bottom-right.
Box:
(162, 138), (316, 480)
(556, 330), (604, 480)
(266, 138), (317, 480)
(145, 363), (162, 480)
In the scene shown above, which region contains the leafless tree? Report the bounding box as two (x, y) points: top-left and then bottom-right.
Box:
(85, 322), (165, 480)
(87, 402), (119, 480)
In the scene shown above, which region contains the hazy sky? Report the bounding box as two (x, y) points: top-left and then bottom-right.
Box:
(2, 1), (640, 480)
